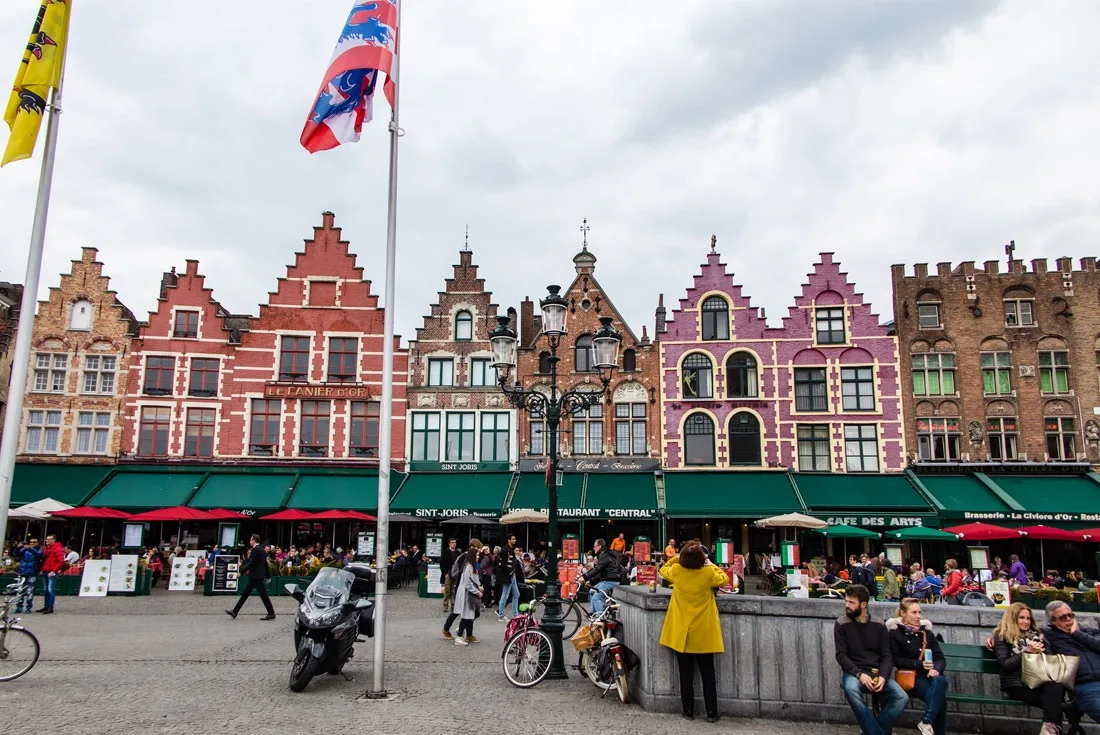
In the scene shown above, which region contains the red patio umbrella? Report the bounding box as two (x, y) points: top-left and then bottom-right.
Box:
(1017, 525), (1086, 542)
(126, 506), (219, 522)
(305, 510), (377, 521)
(204, 508), (249, 520)
(50, 506), (131, 519)
(943, 522), (1021, 541)
(1078, 528), (1100, 540)
(261, 509), (316, 521)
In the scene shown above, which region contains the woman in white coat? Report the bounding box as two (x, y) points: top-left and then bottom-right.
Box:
(453, 547), (484, 645)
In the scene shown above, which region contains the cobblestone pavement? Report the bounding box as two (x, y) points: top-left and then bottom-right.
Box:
(0, 587), (868, 735)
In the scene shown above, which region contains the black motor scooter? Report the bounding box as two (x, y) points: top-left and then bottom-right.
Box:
(286, 565), (375, 692)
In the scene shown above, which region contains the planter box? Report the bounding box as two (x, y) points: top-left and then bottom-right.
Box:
(275, 576), (315, 596)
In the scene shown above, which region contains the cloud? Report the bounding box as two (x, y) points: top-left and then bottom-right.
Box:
(0, 0), (1097, 352)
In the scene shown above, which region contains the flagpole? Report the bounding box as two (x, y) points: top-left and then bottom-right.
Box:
(369, 0), (402, 698)
(0, 7), (72, 562)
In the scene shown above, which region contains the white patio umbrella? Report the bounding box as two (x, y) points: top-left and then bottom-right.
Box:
(499, 510), (549, 550)
(11, 498), (74, 541)
(8, 506), (51, 541)
(753, 513), (827, 529)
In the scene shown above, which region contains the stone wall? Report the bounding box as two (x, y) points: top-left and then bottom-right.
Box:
(614, 585), (1096, 734)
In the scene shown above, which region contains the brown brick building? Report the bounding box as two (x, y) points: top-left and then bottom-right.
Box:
(516, 241), (660, 461)
(405, 248), (516, 470)
(891, 256), (1100, 465)
(17, 248), (138, 463)
(0, 281), (22, 440)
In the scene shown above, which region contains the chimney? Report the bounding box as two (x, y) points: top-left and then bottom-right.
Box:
(983, 260), (1000, 275)
(1056, 257), (1073, 272)
(159, 267), (177, 300)
(520, 298), (536, 347)
(655, 293), (667, 335)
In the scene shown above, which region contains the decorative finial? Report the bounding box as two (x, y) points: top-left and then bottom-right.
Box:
(1005, 239), (1015, 269)
(580, 218), (590, 251)
(463, 224), (470, 252)
(710, 234), (717, 252)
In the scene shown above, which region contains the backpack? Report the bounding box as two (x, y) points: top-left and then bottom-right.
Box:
(450, 551), (466, 580)
(852, 565), (876, 594)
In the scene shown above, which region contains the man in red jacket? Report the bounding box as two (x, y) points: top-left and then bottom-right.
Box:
(38, 534), (65, 614)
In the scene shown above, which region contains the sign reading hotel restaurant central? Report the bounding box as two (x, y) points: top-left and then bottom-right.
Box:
(264, 383), (372, 399)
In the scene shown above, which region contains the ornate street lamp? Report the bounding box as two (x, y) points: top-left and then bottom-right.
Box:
(489, 286), (622, 679)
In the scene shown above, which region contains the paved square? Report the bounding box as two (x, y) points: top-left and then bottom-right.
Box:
(0, 587), (861, 734)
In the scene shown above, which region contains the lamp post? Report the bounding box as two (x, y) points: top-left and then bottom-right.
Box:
(490, 285), (622, 680)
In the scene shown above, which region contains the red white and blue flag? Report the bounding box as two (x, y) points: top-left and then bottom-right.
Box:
(300, 0), (398, 154)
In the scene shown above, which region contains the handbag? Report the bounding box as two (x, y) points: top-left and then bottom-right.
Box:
(893, 633), (927, 692)
(1022, 652), (1079, 690)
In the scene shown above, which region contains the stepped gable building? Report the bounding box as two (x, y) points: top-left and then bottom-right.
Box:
(119, 260), (251, 460)
(405, 246), (517, 470)
(516, 236), (661, 463)
(17, 248), (138, 462)
(660, 240), (904, 472)
(0, 282), (22, 439)
(892, 255), (1100, 465)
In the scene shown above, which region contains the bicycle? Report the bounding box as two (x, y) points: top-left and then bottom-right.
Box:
(539, 581), (617, 640)
(0, 578), (41, 682)
(501, 597), (554, 688)
(572, 600), (630, 703)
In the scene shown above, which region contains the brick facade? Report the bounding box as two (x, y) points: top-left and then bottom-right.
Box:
(0, 282), (22, 441)
(891, 257), (1100, 464)
(516, 243), (660, 459)
(660, 244), (904, 471)
(406, 249), (516, 468)
(17, 248), (137, 463)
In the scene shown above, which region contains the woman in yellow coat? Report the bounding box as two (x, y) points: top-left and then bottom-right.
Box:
(659, 541), (729, 722)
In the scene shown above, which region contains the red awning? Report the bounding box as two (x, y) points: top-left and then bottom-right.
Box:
(49, 506), (131, 519)
(126, 506), (219, 522)
(1077, 528), (1100, 540)
(260, 509), (316, 521)
(943, 522), (1021, 541)
(1017, 525), (1087, 542)
(204, 508), (249, 520)
(305, 510), (377, 521)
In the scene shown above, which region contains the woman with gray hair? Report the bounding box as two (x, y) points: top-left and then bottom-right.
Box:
(1043, 600), (1100, 724)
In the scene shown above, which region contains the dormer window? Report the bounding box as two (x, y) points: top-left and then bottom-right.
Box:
(455, 310), (473, 341)
(700, 297), (729, 340)
(173, 311), (199, 338)
(69, 299), (93, 331)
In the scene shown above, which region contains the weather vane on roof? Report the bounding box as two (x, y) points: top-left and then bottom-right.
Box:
(580, 218), (590, 251)
(464, 224), (469, 252)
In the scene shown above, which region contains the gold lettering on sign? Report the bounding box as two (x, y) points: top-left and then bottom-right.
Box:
(264, 383), (371, 400)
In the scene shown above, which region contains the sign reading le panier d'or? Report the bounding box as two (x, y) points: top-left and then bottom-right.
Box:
(265, 382), (372, 399)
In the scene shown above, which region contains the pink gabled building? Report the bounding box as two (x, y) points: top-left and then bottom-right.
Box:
(658, 241), (905, 473)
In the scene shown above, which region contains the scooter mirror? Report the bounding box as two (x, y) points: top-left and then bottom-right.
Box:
(285, 583), (305, 602)
(354, 598), (372, 610)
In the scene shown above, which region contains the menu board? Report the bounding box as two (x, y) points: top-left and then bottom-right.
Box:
(169, 557), (198, 591)
(634, 564), (658, 588)
(985, 579), (1011, 608)
(219, 523), (239, 549)
(426, 533), (443, 558)
(558, 561), (582, 599)
(720, 566), (740, 593)
(884, 544), (904, 567)
(561, 535), (580, 561)
(968, 546), (991, 571)
(425, 563), (443, 594)
(212, 554), (241, 593)
(358, 532), (375, 558)
(123, 523), (144, 549)
(633, 538), (652, 563)
(79, 560), (111, 597)
(108, 555), (139, 593)
(732, 554), (745, 578)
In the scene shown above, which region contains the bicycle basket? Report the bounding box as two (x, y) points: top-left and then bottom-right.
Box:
(571, 624), (602, 651)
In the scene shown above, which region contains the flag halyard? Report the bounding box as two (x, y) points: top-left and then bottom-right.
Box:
(2, 0), (69, 167)
(300, 0), (398, 154)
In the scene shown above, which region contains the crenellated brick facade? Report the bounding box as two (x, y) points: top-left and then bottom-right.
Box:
(17, 248), (138, 463)
(516, 242), (661, 460)
(406, 249), (516, 469)
(891, 256), (1100, 465)
(0, 281), (23, 441)
(660, 242), (904, 472)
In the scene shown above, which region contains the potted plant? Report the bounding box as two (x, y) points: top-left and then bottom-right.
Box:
(1032, 587), (1073, 610)
(1081, 588), (1099, 613)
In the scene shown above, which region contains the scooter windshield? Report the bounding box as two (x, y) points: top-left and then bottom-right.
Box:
(305, 568), (355, 610)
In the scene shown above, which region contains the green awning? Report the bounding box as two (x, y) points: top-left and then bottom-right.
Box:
(11, 463), (112, 506)
(988, 474), (1100, 517)
(391, 472), (512, 519)
(816, 524), (881, 539)
(794, 473), (931, 511)
(188, 473), (296, 512)
(287, 472), (386, 512)
(664, 471), (803, 517)
(88, 471), (206, 509)
(508, 472), (583, 516)
(583, 473), (657, 520)
(885, 526), (959, 542)
(915, 474), (1016, 519)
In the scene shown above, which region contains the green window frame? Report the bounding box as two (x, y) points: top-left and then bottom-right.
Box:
(797, 424), (831, 471)
(911, 352), (955, 396)
(427, 358), (454, 387)
(411, 412), (440, 462)
(470, 358), (494, 387)
(844, 424), (879, 472)
(480, 412), (510, 462)
(1039, 351), (1070, 394)
(981, 352), (1012, 395)
(445, 412), (475, 461)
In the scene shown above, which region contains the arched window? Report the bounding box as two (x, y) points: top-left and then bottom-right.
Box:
(701, 296), (729, 341)
(681, 353), (713, 398)
(575, 335), (593, 372)
(538, 351), (552, 374)
(726, 352), (758, 398)
(915, 290), (942, 329)
(70, 299), (92, 331)
(728, 412), (761, 466)
(622, 348), (637, 372)
(455, 310), (473, 341)
(683, 413), (715, 466)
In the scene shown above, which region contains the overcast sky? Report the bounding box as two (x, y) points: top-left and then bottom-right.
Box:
(1, 1), (1097, 344)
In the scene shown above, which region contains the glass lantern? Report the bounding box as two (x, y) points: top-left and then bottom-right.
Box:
(540, 285), (568, 336)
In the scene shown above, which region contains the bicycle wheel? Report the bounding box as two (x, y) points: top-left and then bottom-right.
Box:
(613, 653), (629, 703)
(582, 649), (613, 691)
(0, 626), (40, 682)
(502, 628), (553, 688)
(535, 599), (582, 640)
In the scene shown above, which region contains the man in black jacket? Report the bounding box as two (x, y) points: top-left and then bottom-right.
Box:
(834, 584), (907, 735)
(1045, 600), (1100, 722)
(580, 539), (621, 615)
(226, 534), (275, 620)
(439, 538), (459, 614)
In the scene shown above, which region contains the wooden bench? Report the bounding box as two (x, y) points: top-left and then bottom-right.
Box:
(940, 642), (1085, 733)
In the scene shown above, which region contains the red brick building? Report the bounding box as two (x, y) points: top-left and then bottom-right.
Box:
(121, 212), (408, 467)
(0, 281), (22, 442)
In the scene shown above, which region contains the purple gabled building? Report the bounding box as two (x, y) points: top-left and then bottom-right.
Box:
(659, 240), (905, 473)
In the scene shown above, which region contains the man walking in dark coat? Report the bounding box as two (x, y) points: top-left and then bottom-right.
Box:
(226, 534), (275, 620)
